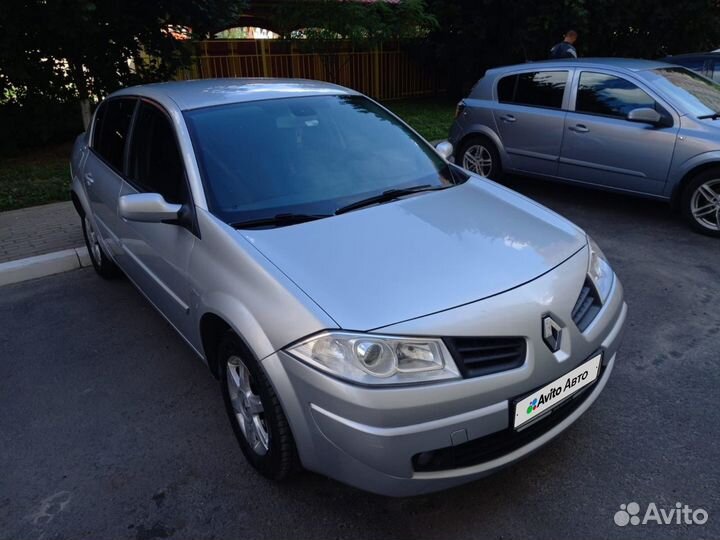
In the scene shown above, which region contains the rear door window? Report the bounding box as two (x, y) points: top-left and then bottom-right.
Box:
(92, 98), (136, 172)
(497, 71), (568, 109)
(575, 72), (656, 118)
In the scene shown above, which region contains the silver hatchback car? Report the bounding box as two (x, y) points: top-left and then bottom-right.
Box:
(450, 58), (720, 236)
(71, 79), (627, 496)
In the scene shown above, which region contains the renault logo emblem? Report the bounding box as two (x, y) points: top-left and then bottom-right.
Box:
(542, 315), (563, 352)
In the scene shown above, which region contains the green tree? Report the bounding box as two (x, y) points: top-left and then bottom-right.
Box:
(425, 0), (720, 97)
(0, 0), (245, 128)
(271, 0), (437, 43)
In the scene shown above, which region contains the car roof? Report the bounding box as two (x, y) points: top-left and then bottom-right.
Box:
(662, 51), (720, 59)
(487, 57), (674, 75)
(110, 78), (359, 111)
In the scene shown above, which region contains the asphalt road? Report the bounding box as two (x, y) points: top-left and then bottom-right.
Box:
(1, 178), (719, 540)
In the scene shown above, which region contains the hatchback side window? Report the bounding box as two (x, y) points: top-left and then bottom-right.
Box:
(127, 102), (189, 205)
(575, 72), (656, 118)
(497, 71), (568, 109)
(92, 98), (136, 172)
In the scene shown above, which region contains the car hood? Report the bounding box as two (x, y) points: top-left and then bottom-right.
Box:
(240, 178), (587, 330)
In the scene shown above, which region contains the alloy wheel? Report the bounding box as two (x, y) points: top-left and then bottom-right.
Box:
(690, 179), (720, 232)
(226, 356), (269, 455)
(462, 144), (493, 177)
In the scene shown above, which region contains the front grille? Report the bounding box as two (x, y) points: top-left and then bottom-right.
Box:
(572, 279), (602, 332)
(444, 337), (526, 378)
(412, 366), (602, 472)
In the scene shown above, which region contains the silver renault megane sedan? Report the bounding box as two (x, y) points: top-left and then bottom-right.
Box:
(70, 79), (627, 496)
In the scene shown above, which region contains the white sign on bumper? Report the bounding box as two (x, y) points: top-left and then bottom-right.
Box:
(514, 354), (602, 429)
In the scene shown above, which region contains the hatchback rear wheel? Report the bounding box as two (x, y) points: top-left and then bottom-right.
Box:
(458, 137), (502, 180)
(682, 170), (720, 237)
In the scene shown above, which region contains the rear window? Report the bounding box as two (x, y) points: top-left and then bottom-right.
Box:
(497, 71), (568, 109)
(666, 56), (709, 75)
(92, 98), (136, 171)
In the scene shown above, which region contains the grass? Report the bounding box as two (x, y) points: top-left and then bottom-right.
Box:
(0, 97), (456, 212)
(383, 97), (457, 142)
(0, 143), (72, 212)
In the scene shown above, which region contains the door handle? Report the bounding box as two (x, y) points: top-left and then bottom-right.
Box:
(569, 124), (589, 133)
(500, 114), (517, 123)
(84, 172), (95, 186)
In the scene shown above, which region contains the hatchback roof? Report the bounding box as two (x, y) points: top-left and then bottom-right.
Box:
(111, 78), (358, 111)
(663, 51), (720, 58)
(488, 57), (674, 74)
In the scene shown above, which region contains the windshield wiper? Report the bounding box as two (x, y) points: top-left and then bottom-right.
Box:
(698, 112), (720, 119)
(335, 184), (449, 215)
(230, 213), (332, 229)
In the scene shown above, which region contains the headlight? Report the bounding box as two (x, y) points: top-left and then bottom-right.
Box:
(587, 236), (614, 302)
(285, 331), (461, 385)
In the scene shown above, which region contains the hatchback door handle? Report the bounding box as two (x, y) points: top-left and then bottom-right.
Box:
(500, 114), (516, 123)
(569, 124), (589, 133)
(84, 172), (94, 186)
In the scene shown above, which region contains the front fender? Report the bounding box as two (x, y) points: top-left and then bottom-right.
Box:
(198, 292), (276, 362)
(190, 208), (338, 365)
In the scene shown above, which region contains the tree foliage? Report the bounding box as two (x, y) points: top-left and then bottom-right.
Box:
(425, 0), (720, 95)
(0, 0), (246, 105)
(270, 0), (437, 44)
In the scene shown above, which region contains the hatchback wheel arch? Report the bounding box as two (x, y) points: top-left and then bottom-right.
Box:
(457, 135), (503, 180)
(680, 166), (720, 237)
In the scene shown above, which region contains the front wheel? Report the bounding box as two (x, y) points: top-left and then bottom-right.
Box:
(681, 170), (720, 237)
(457, 137), (502, 180)
(219, 331), (298, 480)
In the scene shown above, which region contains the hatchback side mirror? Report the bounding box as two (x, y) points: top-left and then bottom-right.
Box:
(627, 107), (662, 125)
(435, 141), (454, 160)
(119, 193), (182, 223)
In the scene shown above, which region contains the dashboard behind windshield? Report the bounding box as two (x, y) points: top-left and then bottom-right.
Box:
(185, 95), (455, 224)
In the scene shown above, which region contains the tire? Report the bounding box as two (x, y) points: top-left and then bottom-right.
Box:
(681, 169), (720, 237)
(457, 136), (503, 180)
(218, 331), (298, 480)
(81, 215), (121, 278)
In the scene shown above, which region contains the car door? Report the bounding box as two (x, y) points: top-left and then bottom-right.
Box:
(492, 69), (570, 176)
(117, 100), (197, 338)
(84, 97), (137, 257)
(558, 70), (679, 195)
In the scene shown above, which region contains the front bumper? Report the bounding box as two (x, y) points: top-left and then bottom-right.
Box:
(262, 251), (627, 496)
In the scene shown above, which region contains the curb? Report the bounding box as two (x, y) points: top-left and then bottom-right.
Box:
(0, 247), (91, 287)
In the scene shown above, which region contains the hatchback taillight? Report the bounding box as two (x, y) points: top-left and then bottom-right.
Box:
(455, 101), (466, 119)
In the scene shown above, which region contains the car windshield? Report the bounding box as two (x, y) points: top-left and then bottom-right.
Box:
(648, 67), (720, 116)
(184, 95), (458, 224)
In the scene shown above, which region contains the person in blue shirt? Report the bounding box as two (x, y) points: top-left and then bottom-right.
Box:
(550, 30), (578, 59)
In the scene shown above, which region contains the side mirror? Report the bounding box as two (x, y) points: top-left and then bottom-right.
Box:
(435, 141), (454, 160)
(119, 193), (182, 223)
(627, 107), (662, 125)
